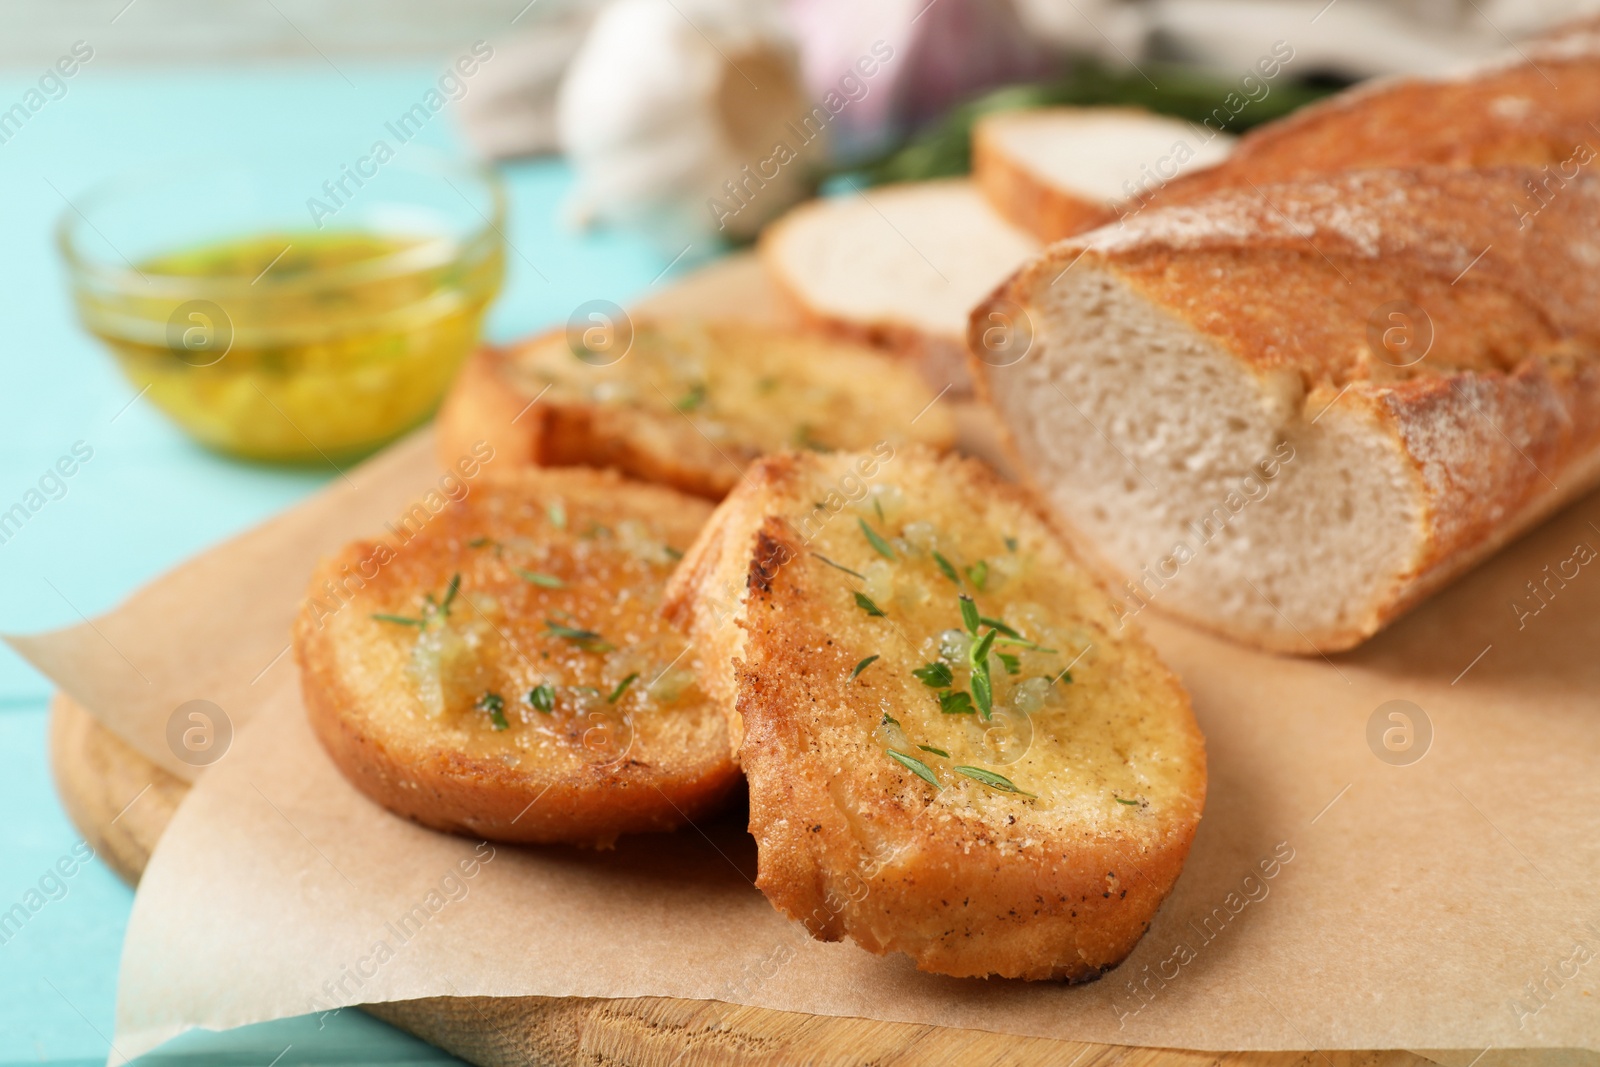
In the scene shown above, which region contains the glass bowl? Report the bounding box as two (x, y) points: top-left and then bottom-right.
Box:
(59, 151), (505, 464)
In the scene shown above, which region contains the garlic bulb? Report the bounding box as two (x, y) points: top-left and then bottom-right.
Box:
(557, 0), (823, 244)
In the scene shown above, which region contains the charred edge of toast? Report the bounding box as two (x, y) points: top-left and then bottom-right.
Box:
(749, 525), (798, 594)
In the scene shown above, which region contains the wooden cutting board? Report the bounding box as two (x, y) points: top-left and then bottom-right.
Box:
(45, 254), (1432, 1067)
(49, 694), (1428, 1067)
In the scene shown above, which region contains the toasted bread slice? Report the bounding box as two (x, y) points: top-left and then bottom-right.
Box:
(758, 180), (1040, 393)
(435, 319), (955, 499)
(664, 448), (1205, 980)
(973, 107), (1233, 242)
(294, 469), (738, 847)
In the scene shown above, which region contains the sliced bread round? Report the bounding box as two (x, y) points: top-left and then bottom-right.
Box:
(758, 180), (1039, 393)
(973, 106), (1233, 241)
(665, 447), (1205, 980)
(294, 468), (739, 847)
(436, 319), (955, 499)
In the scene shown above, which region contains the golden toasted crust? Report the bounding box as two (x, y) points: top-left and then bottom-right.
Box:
(435, 342), (541, 475)
(971, 113), (1121, 243)
(294, 469), (739, 847)
(668, 448), (1206, 979)
(1160, 40), (1600, 208)
(436, 320), (955, 500)
(971, 167), (1600, 651)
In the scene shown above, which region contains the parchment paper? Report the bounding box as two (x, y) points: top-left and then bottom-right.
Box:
(10, 256), (1599, 1062)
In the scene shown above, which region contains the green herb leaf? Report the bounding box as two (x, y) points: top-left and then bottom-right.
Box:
(965, 560), (989, 591)
(873, 496), (886, 523)
(545, 620), (602, 641)
(793, 423), (827, 451)
(979, 616), (1021, 638)
(814, 553), (865, 579)
(546, 620), (604, 642)
(371, 613), (426, 627)
(476, 691), (509, 731)
(853, 591), (887, 617)
(881, 712), (900, 727)
(674, 383), (708, 412)
(938, 690), (976, 716)
(1115, 797), (1140, 806)
(998, 652), (1021, 675)
(607, 672), (640, 704)
(516, 569), (565, 589)
(1004, 536), (1018, 553)
(468, 536), (491, 548)
(999, 636), (1058, 654)
(970, 627), (998, 669)
(850, 655), (879, 681)
(663, 545), (684, 561)
(1050, 667), (1074, 685)
(528, 684), (555, 713)
(912, 662), (954, 688)
(954, 765), (1035, 796)
(859, 518), (896, 560)
(972, 672), (993, 720)
(438, 573), (461, 616)
(969, 629), (998, 720)
(931, 551), (961, 584)
(959, 594), (980, 634)
(547, 501), (567, 529)
(918, 745), (950, 758)
(887, 749), (942, 790)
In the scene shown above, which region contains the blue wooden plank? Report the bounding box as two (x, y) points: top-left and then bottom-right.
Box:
(0, 60), (691, 1062)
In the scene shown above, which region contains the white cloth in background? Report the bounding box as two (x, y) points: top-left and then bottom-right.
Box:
(451, 0), (1598, 244)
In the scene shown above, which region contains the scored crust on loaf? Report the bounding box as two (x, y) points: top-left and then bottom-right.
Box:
(1159, 26), (1600, 208)
(665, 447), (1205, 980)
(436, 319), (955, 500)
(973, 107), (1233, 242)
(758, 180), (1040, 393)
(970, 167), (1600, 653)
(294, 469), (739, 847)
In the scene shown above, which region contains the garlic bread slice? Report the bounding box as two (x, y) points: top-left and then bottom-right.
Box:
(666, 448), (1205, 979)
(294, 469), (738, 847)
(436, 319), (955, 499)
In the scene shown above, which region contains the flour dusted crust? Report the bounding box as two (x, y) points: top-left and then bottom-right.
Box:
(666, 448), (1205, 979)
(1160, 26), (1600, 208)
(972, 167), (1600, 651)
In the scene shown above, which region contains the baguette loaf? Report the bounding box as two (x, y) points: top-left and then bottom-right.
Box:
(1158, 26), (1600, 209)
(436, 319), (955, 499)
(664, 447), (1205, 980)
(970, 167), (1600, 652)
(759, 180), (1040, 392)
(973, 107), (1233, 242)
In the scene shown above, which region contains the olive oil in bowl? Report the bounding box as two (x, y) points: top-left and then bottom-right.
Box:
(60, 158), (505, 463)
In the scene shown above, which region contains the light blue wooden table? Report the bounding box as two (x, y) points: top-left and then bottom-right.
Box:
(0, 61), (694, 1065)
